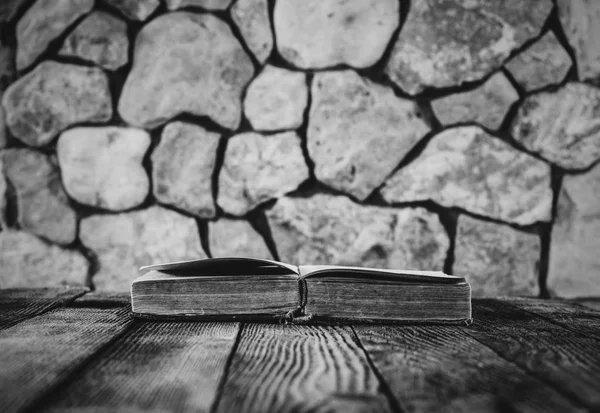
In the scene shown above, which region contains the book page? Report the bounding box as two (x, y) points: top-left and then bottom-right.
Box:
(139, 257), (299, 276)
(298, 265), (465, 283)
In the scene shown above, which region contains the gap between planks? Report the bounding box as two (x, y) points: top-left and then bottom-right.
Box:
(209, 322), (246, 413)
(0, 287), (89, 330)
(213, 322), (394, 413)
(463, 299), (600, 410)
(30, 320), (241, 413)
(0, 291), (242, 413)
(349, 326), (406, 413)
(353, 323), (584, 412)
(1, 305), (133, 413)
(497, 297), (600, 340)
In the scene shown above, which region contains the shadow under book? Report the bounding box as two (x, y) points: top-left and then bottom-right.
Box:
(131, 258), (472, 324)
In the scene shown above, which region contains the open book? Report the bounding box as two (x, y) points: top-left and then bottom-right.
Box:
(131, 258), (472, 324)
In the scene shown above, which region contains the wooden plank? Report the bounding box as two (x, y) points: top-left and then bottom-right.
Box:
(354, 325), (584, 413)
(465, 299), (600, 409)
(0, 287), (88, 330)
(39, 321), (240, 413)
(215, 324), (393, 413)
(499, 298), (600, 339)
(0, 306), (132, 413)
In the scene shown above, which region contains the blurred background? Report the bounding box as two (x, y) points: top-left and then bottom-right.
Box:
(0, 0), (598, 299)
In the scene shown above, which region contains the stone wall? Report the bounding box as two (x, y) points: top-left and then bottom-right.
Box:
(0, 0), (599, 296)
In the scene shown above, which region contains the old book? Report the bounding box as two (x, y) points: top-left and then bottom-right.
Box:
(131, 258), (472, 324)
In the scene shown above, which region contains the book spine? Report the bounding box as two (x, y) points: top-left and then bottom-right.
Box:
(298, 277), (308, 311)
(280, 277), (311, 324)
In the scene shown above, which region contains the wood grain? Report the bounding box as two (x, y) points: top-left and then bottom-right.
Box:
(466, 299), (600, 409)
(2, 292), (599, 413)
(499, 297), (600, 339)
(39, 321), (240, 413)
(71, 291), (131, 308)
(354, 325), (584, 413)
(0, 306), (132, 413)
(0, 287), (88, 330)
(215, 323), (393, 413)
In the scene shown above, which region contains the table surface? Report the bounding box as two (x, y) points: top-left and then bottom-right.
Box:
(1, 288), (599, 413)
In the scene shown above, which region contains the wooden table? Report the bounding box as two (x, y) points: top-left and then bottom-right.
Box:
(1, 288), (599, 412)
